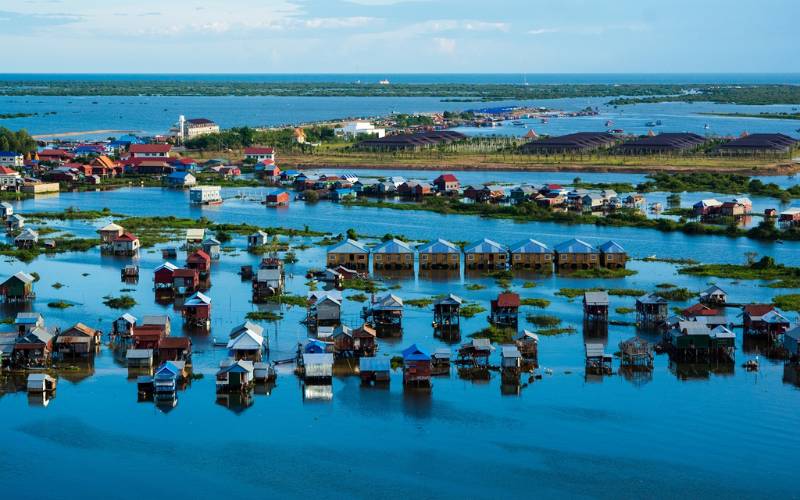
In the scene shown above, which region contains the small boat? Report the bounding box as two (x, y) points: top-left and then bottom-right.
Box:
(704, 123), (710, 129)
(212, 338), (228, 347)
(605, 120), (613, 127)
(645, 121), (657, 127)
(656, 120), (662, 125)
(540, 118), (548, 124)
(610, 128), (624, 134)
(742, 358), (759, 371)
(512, 120), (524, 126)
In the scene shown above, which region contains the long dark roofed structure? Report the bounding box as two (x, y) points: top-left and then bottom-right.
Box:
(357, 131), (466, 151)
(718, 133), (797, 154)
(617, 132), (707, 154)
(520, 132), (618, 154)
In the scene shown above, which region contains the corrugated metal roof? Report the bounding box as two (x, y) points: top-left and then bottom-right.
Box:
(584, 291), (609, 306)
(585, 343), (606, 357)
(359, 356), (390, 372)
(509, 238), (549, 254)
(553, 238), (595, 254)
(464, 238), (507, 254)
(501, 345), (522, 358)
(417, 238), (459, 254)
(598, 240), (625, 253)
(327, 238), (368, 254)
(372, 238), (414, 254)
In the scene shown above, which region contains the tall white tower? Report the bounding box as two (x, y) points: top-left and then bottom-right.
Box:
(178, 115), (186, 143)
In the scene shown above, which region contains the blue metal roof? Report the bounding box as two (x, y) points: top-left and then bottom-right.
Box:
(402, 344), (430, 361)
(327, 238), (368, 254)
(553, 238), (595, 254)
(372, 238), (414, 254)
(509, 238), (549, 254)
(598, 240), (625, 253)
(417, 238), (459, 254)
(464, 238), (506, 254)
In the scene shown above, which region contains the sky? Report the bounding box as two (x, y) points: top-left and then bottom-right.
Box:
(1, 0), (798, 73)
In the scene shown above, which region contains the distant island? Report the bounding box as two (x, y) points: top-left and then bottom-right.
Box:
(1, 80), (800, 105)
(697, 111), (800, 121)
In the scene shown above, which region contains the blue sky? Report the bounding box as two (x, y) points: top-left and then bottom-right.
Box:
(2, 0), (798, 73)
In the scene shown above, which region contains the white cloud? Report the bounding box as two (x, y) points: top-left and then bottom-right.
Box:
(433, 37), (456, 54)
(527, 23), (650, 36)
(302, 17), (377, 29)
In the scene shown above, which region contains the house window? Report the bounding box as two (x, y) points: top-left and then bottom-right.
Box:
(590, 254), (597, 261)
(375, 255), (382, 261)
(607, 255), (614, 262)
(544, 254), (551, 261)
(560, 254), (567, 262)
(513, 254), (520, 261)
(467, 254), (474, 261)
(421, 254), (428, 261)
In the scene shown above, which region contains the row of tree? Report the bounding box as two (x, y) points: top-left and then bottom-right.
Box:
(0, 127), (36, 155)
(184, 126), (336, 151)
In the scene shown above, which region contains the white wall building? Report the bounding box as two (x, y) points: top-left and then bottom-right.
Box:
(0, 152), (24, 168)
(335, 122), (386, 139)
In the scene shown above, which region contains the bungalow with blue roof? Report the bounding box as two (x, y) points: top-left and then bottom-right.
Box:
(402, 344), (432, 387)
(464, 238), (508, 270)
(417, 238), (460, 270)
(373, 238), (414, 270)
(509, 238), (551, 270)
(598, 240), (627, 269)
(553, 238), (599, 270)
(326, 238), (369, 271)
(165, 171), (196, 188)
(329, 188), (354, 202)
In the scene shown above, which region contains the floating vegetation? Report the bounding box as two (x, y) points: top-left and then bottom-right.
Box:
(465, 283), (485, 291)
(522, 281), (537, 288)
(526, 314), (561, 327)
(536, 326), (577, 336)
(773, 294), (800, 312)
(405, 297), (435, 308)
(103, 295), (137, 309)
(615, 307), (635, 314)
(569, 267), (637, 279)
(679, 258), (800, 289)
(556, 287), (646, 299)
(47, 301), (73, 309)
(656, 283), (677, 289)
(245, 311), (283, 321)
(346, 293), (369, 303)
(51, 282), (65, 289)
(469, 325), (515, 343)
(459, 302), (487, 318)
(520, 298), (551, 308)
(262, 294), (308, 308)
(653, 287), (697, 301)
(342, 278), (382, 293)
(283, 251), (298, 264)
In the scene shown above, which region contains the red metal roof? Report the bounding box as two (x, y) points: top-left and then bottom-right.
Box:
(495, 292), (521, 308)
(743, 304), (774, 316)
(244, 147), (274, 155)
(187, 250), (211, 263)
(682, 303), (721, 316)
(114, 232), (138, 242)
(0, 166), (18, 175)
(158, 337), (191, 349)
(435, 174), (458, 183)
(173, 268), (198, 278)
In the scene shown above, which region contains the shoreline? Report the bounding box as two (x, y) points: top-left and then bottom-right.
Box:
(280, 157), (800, 176)
(32, 129), (140, 139)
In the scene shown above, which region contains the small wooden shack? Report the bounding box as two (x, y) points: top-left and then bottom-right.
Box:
(186, 250), (212, 278)
(227, 329), (264, 361)
(302, 352), (334, 382)
(216, 359), (254, 393)
(585, 342), (613, 375)
(202, 237), (221, 260)
(598, 240), (627, 269)
(126, 348), (154, 369)
(359, 356), (390, 385)
(583, 291), (609, 321)
(27, 373), (57, 393)
(55, 323), (101, 359)
(1, 271), (35, 302)
(182, 291), (211, 329)
(699, 285), (727, 306)
(353, 323), (378, 357)
(372, 238), (414, 270)
(490, 292), (520, 329)
(364, 293), (404, 331)
(457, 338), (495, 371)
(111, 232), (140, 256)
(618, 337), (654, 370)
(742, 304), (790, 339)
(307, 290), (342, 328)
(509, 238), (551, 270)
(514, 330), (539, 367)
(431, 348), (451, 376)
(158, 337), (192, 363)
(402, 344), (432, 388)
(553, 238), (599, 271)
(636, 293), (669, 325)
(433, 294), (461, 332)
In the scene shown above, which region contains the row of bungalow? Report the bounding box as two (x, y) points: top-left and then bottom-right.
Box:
(327, 237), (627, 271)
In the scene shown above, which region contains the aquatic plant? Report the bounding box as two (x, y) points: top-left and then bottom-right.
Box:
(556, 287), (646, 299)
(405, 298), (435, 308)
(469, 325), (515, 343)
(47, 301), (73, 309)
(465, 283), (485, 291)
(245, 311), (283, 321)
(346, 293), (368, 302)
(773, 294), (800, 312)
(568, 267), (637, 279)
(103, 295), (137, 309)
(653, 288), (697, 301)
(615, 307), (635, 314)
(520, 298), (551, 308)
(526, 314), (560, 327)
(459, 303), (487, 318)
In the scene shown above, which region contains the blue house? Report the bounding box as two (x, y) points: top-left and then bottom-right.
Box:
(330, 188), (354, 202)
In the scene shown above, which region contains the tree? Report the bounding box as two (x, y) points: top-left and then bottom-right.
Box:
(304, 190), (319, 203)
(346, 228), (358, 240)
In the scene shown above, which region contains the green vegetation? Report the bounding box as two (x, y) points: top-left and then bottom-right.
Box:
(51, 282), (65, 289)
(47, 301), (73, 309)
(342, 277), (382, 293)
(0, 237), (100, 263)
(0, 112), (38, 119)
(263, 294), (308, 308)
(0, 127), (36, 155)
(245, 311), (283, 321)
(520, 298), (551, 308)
(465, 283), (486, 291)
(185, 125), (336, 151)
(469, 325), (515, 343)
(24, 207), (122, 221)
(679, 257), (800, 288)
(653, 288), (697, 301)
(526, 314), (561, 327)
(569, 267), (637, 279)
(556, 287), (646, 299)
(8, 80), (800, 105)
(522, 281), (537, 289)
(346, 293), (369, 302)
(536, 326), (577, 336)
(699, 112), (800, 120)
(639, 173), (800, 202)
(460, 302), (487, 318)
(773, 294), (800, 312)
(656, 283), (677, 289)
(405, 297), (435, 308)
(390, 356), (404, 370)
(615, 307), (635, 314)
(103, 295), (137, 309)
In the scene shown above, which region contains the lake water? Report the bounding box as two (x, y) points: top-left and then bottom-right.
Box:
(1, 185), (799, 498)
(2, 74), (800, 139)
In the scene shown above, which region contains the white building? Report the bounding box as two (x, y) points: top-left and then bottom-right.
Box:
(0, 166), (21, 189)
(335, 121), (386, 139)
(189, 185), (222, 205)
(243, 147), (275, 163)
(177, 116), (220, 141)
(0, 152), (23, 168)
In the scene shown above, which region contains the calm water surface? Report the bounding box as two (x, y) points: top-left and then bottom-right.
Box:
(1, 187), (799, 499)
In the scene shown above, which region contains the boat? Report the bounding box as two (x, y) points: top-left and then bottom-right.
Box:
(610, 128), (624, 134)
(540, 118), (548, 124)
(512, 120), (524, 126)
(645, 121), (657, 127)
(604, 120), (613, 127)
(704, 123), (710, 129)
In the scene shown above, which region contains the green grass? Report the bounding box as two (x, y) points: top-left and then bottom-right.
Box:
(536, 326), (577, 336)
(346, 293), (369, 302)
(679, 258), (800, 288)
(341, 278), (382, 293)
(656, 283), (677, 289)
(522, 281), (537, 288)
(465, 283), (486, 291)
(262, 294), (308, 308)
(405, 297), (435, 308)
(615, 307), (635, 314)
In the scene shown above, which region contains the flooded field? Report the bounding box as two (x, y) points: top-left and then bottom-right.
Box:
(1, 183), (799, 498)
